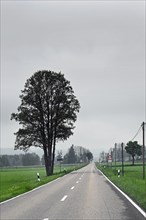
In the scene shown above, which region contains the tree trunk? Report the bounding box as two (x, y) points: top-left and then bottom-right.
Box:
(51, 137), (56, 174)
(51, 116), (58, 174)
(44, 156), (51, 176)
(44, 147), (52, 176)
(132, 155), (135, 165)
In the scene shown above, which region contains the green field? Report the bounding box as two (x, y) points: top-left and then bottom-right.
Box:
(0, 164), (85, 202)
(96, 163), (146, 211)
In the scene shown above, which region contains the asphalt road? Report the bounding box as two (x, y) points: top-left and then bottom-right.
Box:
(0, 163), (145, 220)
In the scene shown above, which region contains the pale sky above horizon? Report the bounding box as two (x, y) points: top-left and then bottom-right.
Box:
(1, 0), (145, 158)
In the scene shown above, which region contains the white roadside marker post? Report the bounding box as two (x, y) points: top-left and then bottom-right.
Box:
(118, 169), (120, 178)
(37, 172), (40, 181)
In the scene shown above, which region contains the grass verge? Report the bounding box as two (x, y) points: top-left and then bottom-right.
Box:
(96, 163), (146, 211)
(0, 164), (86, 203)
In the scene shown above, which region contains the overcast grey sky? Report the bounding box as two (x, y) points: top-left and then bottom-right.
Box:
(1, 0), (145, 158)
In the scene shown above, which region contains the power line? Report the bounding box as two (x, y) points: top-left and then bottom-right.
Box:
(131, 124), (142, 141)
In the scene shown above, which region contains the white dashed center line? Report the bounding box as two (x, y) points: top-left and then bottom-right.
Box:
(61, 195), (68, 201)
(76, 181), (79, 184)
(71, 186), (75, 190)
(43, 218), (49, 220)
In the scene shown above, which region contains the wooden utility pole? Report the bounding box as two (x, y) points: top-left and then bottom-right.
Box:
(121, 142), (124, 176)
(142, 122), (145, 179)
(115, 143), (117, 174)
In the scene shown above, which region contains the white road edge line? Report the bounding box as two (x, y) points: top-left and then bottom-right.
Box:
(97, 168), (146, 218)
(0, 167), (79, 205)
(0, 168), (81, 205)
(0, 177), (60, 205)
(71, 186), (75, 190)
(61, 195), (68, 202)
(1, 166), (88, 205)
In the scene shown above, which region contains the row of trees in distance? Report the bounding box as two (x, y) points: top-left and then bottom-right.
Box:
(0, 153), (41, 167)
(56, 145), (93, 164)
(0, 145), (93, 167)
(99, 141), (142, 165)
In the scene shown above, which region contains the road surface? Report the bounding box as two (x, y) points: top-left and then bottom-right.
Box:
(0, 163), (145, 220)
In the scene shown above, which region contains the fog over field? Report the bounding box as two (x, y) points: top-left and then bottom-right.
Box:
(1, 1), (145, 158)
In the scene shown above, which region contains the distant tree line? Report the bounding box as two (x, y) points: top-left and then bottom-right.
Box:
(99, 141), (142, 165)
(0, 153), (41, 167)
(0, 145), (93, 167)
(62, 145), (93, 164)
